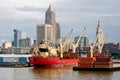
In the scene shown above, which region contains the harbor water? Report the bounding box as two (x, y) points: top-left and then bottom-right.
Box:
(0, 65), (120, 80)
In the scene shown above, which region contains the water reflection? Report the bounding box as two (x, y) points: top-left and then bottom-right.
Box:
(31, 66), (79, 80)
(0, 67), (120, 80)
(31, 66), (116, 80)
(78, 71), (113, 80)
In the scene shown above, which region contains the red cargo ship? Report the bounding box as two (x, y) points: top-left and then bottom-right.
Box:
(74, 20), (113, 70)
(29, 41), (79, 67)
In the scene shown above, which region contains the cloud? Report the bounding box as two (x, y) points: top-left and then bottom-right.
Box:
(0, 0), (120, 43)
(15, 5), (46, 12)
(0, 0), (56, 20)
(80, 13), (120, 17)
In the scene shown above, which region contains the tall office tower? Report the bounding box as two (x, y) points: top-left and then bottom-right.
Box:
(96, 20), (104, 44)
(19, 38), (34, 47)
(13, 29), (27, 47)
(45, 5), (60, 43)
(36, 24), (52, 45)
(56, 23), (61, 40)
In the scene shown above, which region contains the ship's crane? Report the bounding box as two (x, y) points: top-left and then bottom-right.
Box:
(72, 29), (85, 53)
(98, 36), (105, 53)
(60, 29), (73, 58)
(90, 34), (99, 57)
(62, 29), (73, 52)
(89, 20), (106, 57)
(90, 33), (98, 54)
(90, 32), (105, 57)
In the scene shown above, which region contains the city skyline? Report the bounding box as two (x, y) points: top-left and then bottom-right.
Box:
(0, 0), (120, 45)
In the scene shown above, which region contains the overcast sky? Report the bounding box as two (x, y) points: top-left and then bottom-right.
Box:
(0, 0), (120, 45)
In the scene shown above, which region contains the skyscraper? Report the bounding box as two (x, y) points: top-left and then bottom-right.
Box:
(36, 5), (60, 45)
(45, 5), (60, 43)
(13, 29), (27, 47)
(36, 24), (52, 45)
(19, 38), (34, 47)
(56, 23), (61, 40)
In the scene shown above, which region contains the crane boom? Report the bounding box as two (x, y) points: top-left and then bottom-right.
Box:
(63, 29), (73, 46)
(90, 32), (105, 57)
(90, 32), (98, 56)
(60, 29), (73, 53)
(75, 30), (84, 47)
(98, 36), (105, 53)
(72, 29), (85, 53)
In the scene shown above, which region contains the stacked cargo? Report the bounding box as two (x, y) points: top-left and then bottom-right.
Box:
(87, 53), (106, 57)
(78, 57), (95, 68)
(94, 56), (113, 68)
(78, 53), (113, 68)
(62, 53), (79, 59)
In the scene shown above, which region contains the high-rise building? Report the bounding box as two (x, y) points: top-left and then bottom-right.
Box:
(13, 29), (27, 47)
(56, 23), (61, 40)
(2, 41), (12, 48)
(44, 5), (60, 44)
(19, 38), (34, 47)
(36, 24), (52, 45)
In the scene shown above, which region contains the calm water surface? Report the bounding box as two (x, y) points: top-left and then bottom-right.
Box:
(0, 65), (120, 80)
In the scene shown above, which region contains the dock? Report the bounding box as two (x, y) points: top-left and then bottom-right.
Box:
(73, 66), (120, 71)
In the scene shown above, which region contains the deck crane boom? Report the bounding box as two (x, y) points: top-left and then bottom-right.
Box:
(98, 36), (105, 53)
(72, 29), (85, 53)
(90, 33), (105, 57)
(90, 34), (98, 57)
(63, 29), (73, 48)
(60, 29), (73, 58)
(90, 20), (105, 57)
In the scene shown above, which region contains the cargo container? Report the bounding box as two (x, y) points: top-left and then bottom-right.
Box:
(18, 57), (27, 62)
(3, 57), (18, 62)
(0, 54), (32, 67)
(78, 64), (93, 68)
(79, 57), (95, 62)
(0, 57), (3, 62)
(94, 61), (113, 65)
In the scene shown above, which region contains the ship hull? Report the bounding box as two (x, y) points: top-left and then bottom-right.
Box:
(29, 57), (78, 67)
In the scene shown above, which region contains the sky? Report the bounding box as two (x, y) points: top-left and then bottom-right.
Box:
(0, 0), (120, 45)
